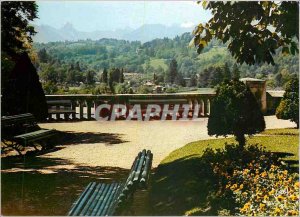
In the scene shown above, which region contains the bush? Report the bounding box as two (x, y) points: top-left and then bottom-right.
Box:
(92, 83), (109, 94)
(199, 143), (299, 216)
(229, 165), (299, 216)
(276, 76), (299, 128)
(208, 80), (265, 148)
(42, 81), (58, 94)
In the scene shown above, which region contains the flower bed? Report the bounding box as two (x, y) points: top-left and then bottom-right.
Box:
(201, 143), (299, 216)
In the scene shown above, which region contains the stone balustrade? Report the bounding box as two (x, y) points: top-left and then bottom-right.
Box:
(45, 93), (216, 121)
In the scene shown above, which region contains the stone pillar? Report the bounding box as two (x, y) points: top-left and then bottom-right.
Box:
(240, 78), (267, 114)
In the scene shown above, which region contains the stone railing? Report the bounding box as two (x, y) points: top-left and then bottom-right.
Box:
(45, 93), (216, 121)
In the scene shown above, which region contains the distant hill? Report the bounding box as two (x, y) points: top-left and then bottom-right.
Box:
(33, 23), (193, 43)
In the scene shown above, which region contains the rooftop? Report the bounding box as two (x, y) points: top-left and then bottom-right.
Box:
(240, 77), (266, 82)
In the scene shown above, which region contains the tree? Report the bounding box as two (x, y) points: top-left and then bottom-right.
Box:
(210, 67), (224, 86)
(192, 1), (299, 65)
(276, 76), (299, 128)
(223, 63), (231, 81)
(86, 70), (96, 85)
(119, 68), (124, 83)
(108, 69), (114, 93)
(232, 64), (241, 80)
(189, 74), (197, 87)
(174, 73), (185, 87)
(169, 59), (178, 84)
(1, 1), (38, 54)
(102, 68), (108, 84)
(208, 80), (265, 149)
(1, 2), (48, 121)
(37, 48), (48, 63)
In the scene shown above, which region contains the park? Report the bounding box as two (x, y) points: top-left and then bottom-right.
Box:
(1, 1), (299, 216)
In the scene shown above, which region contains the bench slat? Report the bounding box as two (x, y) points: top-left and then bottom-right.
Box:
(14, 129), (56, 142)
(98, 183), (120, 216)
(68, 182), (94, 216)
(85, 183), (105, 216)
(2, 113), (35, 126)
(80, 183), (103, 216)
(71, 182), (97, 216)
(68, 150), (153, 216)
(133, 149), (147, 183)
(90, 183), (111, 216)
(140, 151), (153, 187)
(95, 183), (118, 216)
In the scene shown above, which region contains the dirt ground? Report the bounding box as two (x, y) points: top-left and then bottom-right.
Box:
(38, 116), (296, 169)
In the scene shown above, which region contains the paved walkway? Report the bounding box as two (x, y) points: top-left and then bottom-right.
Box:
(39, 116), (296, 169)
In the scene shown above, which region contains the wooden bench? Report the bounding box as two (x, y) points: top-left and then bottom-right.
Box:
(1, 113), (57, 155)
(68, 149), (153, 216)
(47, 100), (76, 121)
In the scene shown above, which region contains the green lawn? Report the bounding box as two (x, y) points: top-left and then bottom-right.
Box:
(149, 128), (299, 216)
(143, 58), (168, 71)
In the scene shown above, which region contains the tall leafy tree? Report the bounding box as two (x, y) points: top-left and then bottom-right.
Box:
(1, 1), (48, 120)
(102, 68), (108, 84)
(37, 48), (48, 63)
(232, 64), (241, 80)
(192, 1), (299, 65)
(276, 76), (299, 128)
(223, 62), (231, 81)
(169, 59), (178, 84)
(1, 1), (38, 54)
(85, 70), (96, 85)
(208, 80), (266, 149)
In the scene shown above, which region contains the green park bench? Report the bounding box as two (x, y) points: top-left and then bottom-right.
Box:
(1, 113), (57, 155)
(68, 149), (153, 216)
(47, 100), (76, 121)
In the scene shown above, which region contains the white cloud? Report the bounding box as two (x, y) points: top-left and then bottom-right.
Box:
(181, 21), (195, 28)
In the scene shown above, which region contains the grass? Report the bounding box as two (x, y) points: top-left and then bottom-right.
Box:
(143, 58), (168, 71)
(149, 128), (299, 216)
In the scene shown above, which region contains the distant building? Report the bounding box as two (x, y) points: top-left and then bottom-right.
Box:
(152, 85), (165, 93)
(266, 90), (285, 114)
(144, 81), (155, 87)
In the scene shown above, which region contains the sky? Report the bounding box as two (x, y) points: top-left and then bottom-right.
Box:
(34, 1), (212, 31)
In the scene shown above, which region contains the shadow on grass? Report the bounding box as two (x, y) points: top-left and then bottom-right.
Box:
(149, 155), (227, 216)
(1, 156), (130, 216)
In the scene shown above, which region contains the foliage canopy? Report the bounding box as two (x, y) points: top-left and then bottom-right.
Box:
(193, 1), (299, 65)
(207, 80), (266, 148)
(276, 76), (299, 128)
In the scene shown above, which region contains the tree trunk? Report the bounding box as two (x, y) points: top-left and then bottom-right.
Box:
(235, 133), (246, 149)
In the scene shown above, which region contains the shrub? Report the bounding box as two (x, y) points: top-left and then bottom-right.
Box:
(208, 80), (265, 148)
(200, 143), (299, 216)
(276, 76), (299, 128)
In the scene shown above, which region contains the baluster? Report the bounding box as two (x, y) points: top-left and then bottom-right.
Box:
(56, 105), (60, 120)
(71, 100), (77, 120)
(79, 100), (84, 120)
(206, 98), (211, 116)
(86, 100), (92, 120)
(202, 98), (207, 117)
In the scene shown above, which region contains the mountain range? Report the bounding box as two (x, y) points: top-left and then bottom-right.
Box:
(33, 23), (194, 43)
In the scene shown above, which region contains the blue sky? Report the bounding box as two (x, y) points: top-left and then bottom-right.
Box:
(34, 1), (212, 31)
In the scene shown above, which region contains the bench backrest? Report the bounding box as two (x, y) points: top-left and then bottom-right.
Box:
(111, 149), (153, 214)
(1, 113), (35, 127)
(1, 113), (40, 138)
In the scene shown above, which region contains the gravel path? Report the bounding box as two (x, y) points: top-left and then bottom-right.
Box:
(39, 116), (296, 169)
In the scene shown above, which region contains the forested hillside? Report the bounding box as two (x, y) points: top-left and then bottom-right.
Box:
(32, 32), (298, 92)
